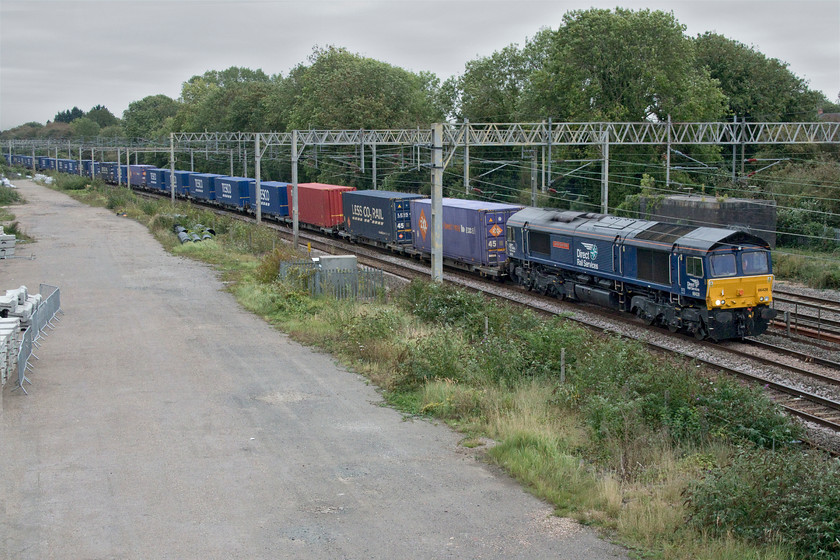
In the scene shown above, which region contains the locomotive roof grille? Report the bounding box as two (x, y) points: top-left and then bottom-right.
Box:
(634, 223), (697, 243)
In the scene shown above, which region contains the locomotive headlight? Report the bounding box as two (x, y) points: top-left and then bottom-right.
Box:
(715, 299), (724, 306)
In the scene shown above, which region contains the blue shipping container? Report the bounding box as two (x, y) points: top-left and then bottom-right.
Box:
(81, 160), (101, 178)
(190, 173), (222, 201)
(98, 162), (118, 183)
(129, 164), (156, 187)
(410, 198), (523, 267)
(160, 170), (193, 195)
(343, 190), (424, 244)
(57, 159), (79, 174)
(146, 168), (167, 191)
(215, 176), (253, 208)
(247, 181), (289, 217)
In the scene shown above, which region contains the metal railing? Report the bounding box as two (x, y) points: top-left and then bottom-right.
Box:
(279, 261), (384, 300)
(15, 284), (62, 394)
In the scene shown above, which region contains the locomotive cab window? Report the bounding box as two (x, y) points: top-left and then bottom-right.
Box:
(507, 226), (514, 243)
(710, 253), (737, 277)
(686, 256), (704, 277)
(742, 251), (769, 275)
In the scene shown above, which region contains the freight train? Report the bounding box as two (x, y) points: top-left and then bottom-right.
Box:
(3, 153), (777, 340)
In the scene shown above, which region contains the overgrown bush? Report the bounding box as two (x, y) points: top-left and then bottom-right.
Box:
(254, 247), (305, 284)
(0, 185), (21, 205)
(106, 189), (134, 210)
(571, 339), (800, 471)
(773, 251), (840, 289)
(396, 326), (466, 389)
(686, 447), (840, 558)
(397, 280), (508, 340)
(55, 174), (91, 191)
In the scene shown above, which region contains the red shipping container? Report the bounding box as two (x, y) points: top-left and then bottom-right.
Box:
(287, 183), (356, 228)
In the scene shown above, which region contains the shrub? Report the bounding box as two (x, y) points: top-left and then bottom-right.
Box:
(55, 175), (91, 191)
(397, 280), (520, 340)
(0, 186), (21, 205)
(686, 447), (840, 558)
(395, 326), (466, 389)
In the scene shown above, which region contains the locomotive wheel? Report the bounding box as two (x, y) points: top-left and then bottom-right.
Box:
(637, 309), (654, 326)
(694, 325), (707, 340)
(668, 323), (679, 333)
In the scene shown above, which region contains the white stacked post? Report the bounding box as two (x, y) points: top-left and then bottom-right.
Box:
(0, 225), (15, 259)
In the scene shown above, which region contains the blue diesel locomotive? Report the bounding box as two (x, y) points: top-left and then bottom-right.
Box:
(505, 208), (776, 340)
(4, 153), (777, 340)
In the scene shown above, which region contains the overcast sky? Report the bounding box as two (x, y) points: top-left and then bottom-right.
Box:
(1, 0), (838, 130)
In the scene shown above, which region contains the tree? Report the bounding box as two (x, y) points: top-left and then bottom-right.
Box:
(0, 122), (42, 140)
(54, 106), (85, 123)
(695, 32), (825, 121)
(173, 66), (278, 132)
(86, 105), (120, 128)
(39, 122), (72, 138)
(451, 28), (552, 122)
(524, 9), (725, 122)
(285, 46), (444, 130)
(70, 117), (100, 138)
(122, 94), (179, 139)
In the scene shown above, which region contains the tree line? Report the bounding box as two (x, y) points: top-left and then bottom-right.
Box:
(4, 9), (837, 141)
(3, 7), (839, 244)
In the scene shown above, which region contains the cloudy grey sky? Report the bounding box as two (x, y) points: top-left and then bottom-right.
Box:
(1, 0), (838, 130)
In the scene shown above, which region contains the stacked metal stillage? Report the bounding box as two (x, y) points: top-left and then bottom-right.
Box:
(0, 284), (62, 394)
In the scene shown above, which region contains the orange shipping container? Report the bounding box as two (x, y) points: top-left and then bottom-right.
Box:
(288, 183), (356, 229)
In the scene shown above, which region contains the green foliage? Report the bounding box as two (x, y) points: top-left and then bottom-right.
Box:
(254, 247), (304, 284)
(488, 432), (598, 515)
(0, 122), (43, 140)
(175, 67), (277, 132)
(695, 32), (825, 121)
(122, 94), (179, 139)
(1, 220), (25, 238)
(572, 340), (800, 459)
(772, 251), (840, 289)
(0, 186), (22, 205)
(106, 188), (134, 210)
(525, 8), (725, 121)
(396, 327), (466, 388)
(455, 44), (535, 122)
(286, 46), (444, 129)
(85, 105), (120, 128)
(686, 448), (840, 557)
(396, 280), (511, 340)
(54, 106), (85, 123)
(55, 174), (91, 191)
(70, 117), (100, 138)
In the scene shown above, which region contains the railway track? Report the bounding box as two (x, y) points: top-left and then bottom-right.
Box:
(137, 189), (840, 444)
(775, 287), (840, 310)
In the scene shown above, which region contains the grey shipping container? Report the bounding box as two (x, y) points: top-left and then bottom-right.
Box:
(343, 190), (425, 244)
(410, 198), (523, 268)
